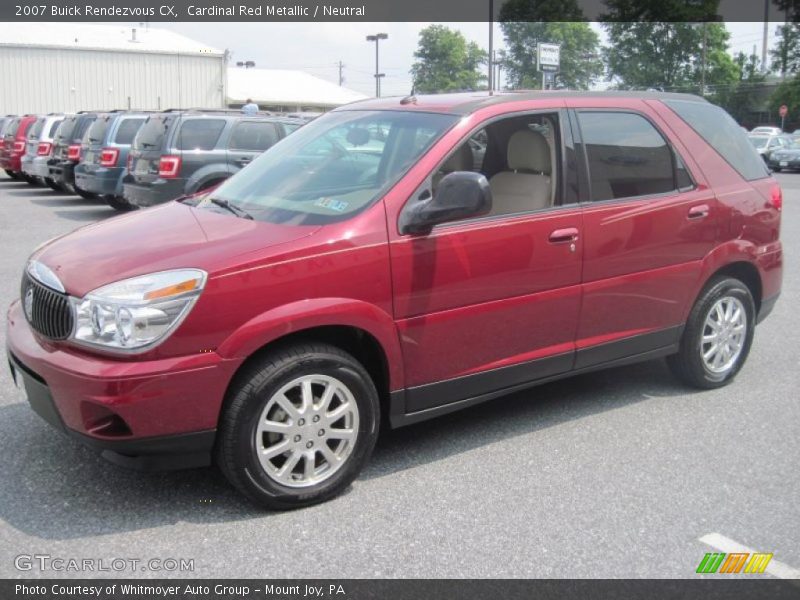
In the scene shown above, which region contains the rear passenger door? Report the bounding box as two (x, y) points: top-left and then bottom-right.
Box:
(172, 117), (227, 186)
(227, 120), (282, 170)
(568, 100), (719, 369)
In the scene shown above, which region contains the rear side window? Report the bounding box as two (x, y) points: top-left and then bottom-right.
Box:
(664, 99), (769, 181)
(28, 118), (46, 139)
(5, 118), (21, 139)
(228, 121), (280, 151)
(73, 116), (95, 142)
(134, 115), (174, 150)
(86, 116), (112, 144)
(47, 119), (63, 138)
(577, 111), (675, 201)
(113, 118), (145, 145)
(175, 119), (226, 151)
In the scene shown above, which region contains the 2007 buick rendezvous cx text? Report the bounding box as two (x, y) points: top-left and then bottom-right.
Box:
(6, 91), (782, 509)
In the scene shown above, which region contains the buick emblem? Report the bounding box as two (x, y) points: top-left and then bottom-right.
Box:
(23, 287), (34, 321)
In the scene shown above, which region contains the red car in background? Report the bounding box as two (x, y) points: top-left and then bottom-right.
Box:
(6, 91), (783, 509)
(0, 114), (38, 181)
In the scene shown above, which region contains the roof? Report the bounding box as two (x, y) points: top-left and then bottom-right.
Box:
(227, 68), (368, 108)
(0, 23), (223, 56)
(337, 90), (709, 114)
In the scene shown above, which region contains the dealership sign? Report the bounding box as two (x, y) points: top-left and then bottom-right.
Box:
(537, 43), (561, 72)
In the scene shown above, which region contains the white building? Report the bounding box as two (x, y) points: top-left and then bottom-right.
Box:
(0, 24), (227, 114)
(227, 68), (368, 113)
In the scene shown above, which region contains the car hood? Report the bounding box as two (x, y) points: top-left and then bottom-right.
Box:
(31, 201), (320, 297)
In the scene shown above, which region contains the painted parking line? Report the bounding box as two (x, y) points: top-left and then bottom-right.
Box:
(699, 533), (800, 581)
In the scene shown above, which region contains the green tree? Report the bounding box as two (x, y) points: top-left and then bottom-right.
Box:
(769, 75), (800, 126)
(712, 52), (766, 124)
(499, 22), (603, 90)
(410, 25), (486, 93)
(771, 23), (800, 77)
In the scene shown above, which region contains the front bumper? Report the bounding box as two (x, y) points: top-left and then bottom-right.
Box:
(74, 164), (124, 196)
(6, 300), (240, 470)
(769, 157), (800, 169)
(123, 179), (186, 208)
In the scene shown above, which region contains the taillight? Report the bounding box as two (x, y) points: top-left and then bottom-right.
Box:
(99, 148), (120, 167)
(67, 144), (81, 161)
(158, 155), (181, 179)
(769, 184), (783, 211)
(12, 140), (25, 154)
(37, 142), (52, 156)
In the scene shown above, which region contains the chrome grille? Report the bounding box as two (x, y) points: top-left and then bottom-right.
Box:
(21, 272), (73, 340)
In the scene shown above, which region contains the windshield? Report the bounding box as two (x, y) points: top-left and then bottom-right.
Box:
(748, 136), (769, 149)
(201, 110), (458, 225)
(134, 115), (174, 150)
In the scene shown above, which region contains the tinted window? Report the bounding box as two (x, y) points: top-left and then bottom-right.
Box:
(133, 115), (174, 150)
(4, 118), (21, 139)
(54, 116), (78, 143)
(282, 122), (301, 134)
(72, 116), (95, 142)
(86, 116), (112, 144)
(47, 119), (63, 138)
(28, 118), (46, 139)
(228, 121), (280, 151)
(175, 119), (226, 151)
(665, 100), (769, 181)
(113, 118), (145, 145)
(577, 111), (674, 201)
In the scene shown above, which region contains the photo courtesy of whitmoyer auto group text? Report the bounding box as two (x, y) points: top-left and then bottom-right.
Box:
(0, 0), (798, 598)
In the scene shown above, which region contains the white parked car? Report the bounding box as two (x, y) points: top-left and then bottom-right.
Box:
(751, 126), (783, 135)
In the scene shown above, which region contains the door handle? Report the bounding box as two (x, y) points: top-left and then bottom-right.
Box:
(548, 227), (580, 244)
(688, 204), (710, 219)
(235, 157), (252, 165)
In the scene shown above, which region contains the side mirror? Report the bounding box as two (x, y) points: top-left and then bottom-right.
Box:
(400, 171), (492, 235)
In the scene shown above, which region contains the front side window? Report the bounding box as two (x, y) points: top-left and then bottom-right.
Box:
(577, 111), (675, 201)
(199, 110), (457, 225)
(175, 119), (226, 151)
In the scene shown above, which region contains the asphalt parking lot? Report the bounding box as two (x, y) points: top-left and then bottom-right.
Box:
(0, 173), (797, 580)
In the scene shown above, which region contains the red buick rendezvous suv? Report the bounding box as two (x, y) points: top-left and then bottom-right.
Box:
(6, 92), (783, 509)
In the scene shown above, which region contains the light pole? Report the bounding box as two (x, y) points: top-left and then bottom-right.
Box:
(366, 33), (388, 97)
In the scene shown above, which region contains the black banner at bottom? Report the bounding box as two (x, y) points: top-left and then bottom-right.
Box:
(3, 579), (800, 600)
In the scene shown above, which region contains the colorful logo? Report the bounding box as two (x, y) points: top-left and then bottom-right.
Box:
(696, 552), (773, 574)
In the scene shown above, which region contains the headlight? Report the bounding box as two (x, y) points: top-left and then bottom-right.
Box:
(72, 269), (207, 352)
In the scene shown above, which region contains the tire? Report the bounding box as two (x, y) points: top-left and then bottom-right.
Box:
(667, 277), (756, 389)
(44, 177), (63, 192)
(105, 195), (138, 212)
(5, 169), (19, 180)
(24, 174), (41, 186)
(217, 342), (380, 510)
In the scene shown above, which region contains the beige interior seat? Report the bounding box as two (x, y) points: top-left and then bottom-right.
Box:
(432, 143), (473, 193)
(489, 129), (552, 216)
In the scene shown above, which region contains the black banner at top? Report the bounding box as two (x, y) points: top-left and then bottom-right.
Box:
(0, 0), (798, 22)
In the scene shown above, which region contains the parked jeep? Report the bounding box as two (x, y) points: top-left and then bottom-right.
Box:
(73, 111), (149, 211)
(47, 112), (97, 194)
(21, 114), (65, 186)
(122, 109), (304, 208)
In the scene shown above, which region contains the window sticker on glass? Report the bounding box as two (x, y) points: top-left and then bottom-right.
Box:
(315, 197), (350, 212)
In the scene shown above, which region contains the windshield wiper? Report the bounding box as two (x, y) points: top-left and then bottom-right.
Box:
(207, 197), (254, 220)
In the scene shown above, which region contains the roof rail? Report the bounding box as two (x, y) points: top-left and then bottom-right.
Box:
(162, 107), (245, 113)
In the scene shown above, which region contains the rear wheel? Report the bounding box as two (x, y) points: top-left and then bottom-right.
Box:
(105, 195), (138, 212)
(74, 186), (99, 200)
(667, 277), (755, 389)
(217, 342), (380, 510)
(23, 174), (41, 186)
(4, 169), (19, 180)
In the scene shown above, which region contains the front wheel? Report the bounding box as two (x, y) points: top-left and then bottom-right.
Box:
(216, 343), (380, 510)
(105, 195), (138, 212)
(667, 277), (755, 389)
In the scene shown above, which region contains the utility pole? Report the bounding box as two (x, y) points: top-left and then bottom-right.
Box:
(762, 0), (769, 73)
(366, 33), (388, 97)
(337, 60), (345, 86)
(488, 0), (493, 93)
(701, 22), (707, 96)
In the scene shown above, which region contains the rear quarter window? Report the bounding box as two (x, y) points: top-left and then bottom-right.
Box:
(133, 115), (174, 150)
(664, 99), (769, 181)
(28, 118), (45, 140)
(54, 117), (78, 143)
(86, 116), (112, 144)
(113, 118), (146, 145)
(47, 119), (63, 138)
(228, 121), (281, 151)
(175, 118), (226, 151)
